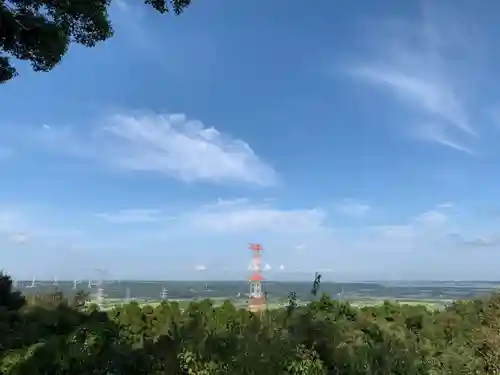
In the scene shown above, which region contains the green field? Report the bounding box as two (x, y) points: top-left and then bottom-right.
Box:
(95, 296), (449, 311)
(21, 279), (494, 313)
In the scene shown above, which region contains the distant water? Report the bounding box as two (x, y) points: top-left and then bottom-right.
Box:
(13, 280), (499, 301)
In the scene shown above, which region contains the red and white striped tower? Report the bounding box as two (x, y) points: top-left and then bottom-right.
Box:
(248, 243), (265, 313)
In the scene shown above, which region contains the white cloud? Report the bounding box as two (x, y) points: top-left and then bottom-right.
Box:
(95, 209), (166, 224)
(370, 207), (449, 242)
(29, 112), (277, 186)
(10, 232), (29, 244)
(414, 209), (448, 227)
(92, 199), (327, 235)
(352, 68), (473, 136)
(3, 198), (500, 280)
(184, 198), (327, 234)
(335, 199), (370, 218)
(413, 123), (474, 155)
(348, 3), (482, 154)
(437, 202), (454, 209)
(103, 113), (276, 185)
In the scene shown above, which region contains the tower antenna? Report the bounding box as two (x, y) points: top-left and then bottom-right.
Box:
(161, 286), (168, 301)
(95, 268), (107, 307)
(248, 243), (266, 314)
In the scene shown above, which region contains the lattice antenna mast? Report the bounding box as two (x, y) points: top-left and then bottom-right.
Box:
(161, 287), (168, 300)
(248, 243), (266, 313)
(95, 268), (106, 306)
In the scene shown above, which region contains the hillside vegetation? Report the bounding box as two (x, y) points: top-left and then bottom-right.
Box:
(1, 273), (499, 374)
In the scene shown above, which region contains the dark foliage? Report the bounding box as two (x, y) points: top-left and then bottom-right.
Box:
(0, 0), (192, 83)
(1, 272), (500, 374)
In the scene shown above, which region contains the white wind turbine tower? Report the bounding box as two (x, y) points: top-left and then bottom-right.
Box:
(337, 286), (344, 299)
(26, 274), (36, 288)
(52, 274), (58, 286)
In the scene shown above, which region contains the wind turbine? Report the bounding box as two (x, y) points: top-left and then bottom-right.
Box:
(337, 286), (344, 299)
(25, 274), (36, 288)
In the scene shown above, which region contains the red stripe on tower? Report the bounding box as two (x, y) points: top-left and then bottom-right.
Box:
(248, 242), (265, 313)
(248, 243), (262, 251)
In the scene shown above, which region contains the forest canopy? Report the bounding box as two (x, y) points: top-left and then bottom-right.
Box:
(1, 272), (500, 374)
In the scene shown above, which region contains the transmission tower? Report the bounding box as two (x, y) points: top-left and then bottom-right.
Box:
(161, 287), (168, 300)
(95, 269), (107, 307)
(248, 243), (266, 313)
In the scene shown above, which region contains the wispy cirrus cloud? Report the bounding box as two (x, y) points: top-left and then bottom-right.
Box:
(13, 111), (277, 186)
(347, 1), (484, 155)
(413, 123), (475, 155)
(95, 209), (168, 224)
(183, 198), (326, 234)
(101, 113), (276, 185)
(93, 198), (328, 235)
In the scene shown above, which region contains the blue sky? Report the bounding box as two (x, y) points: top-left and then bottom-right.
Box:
(2, 0), (500, 281)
